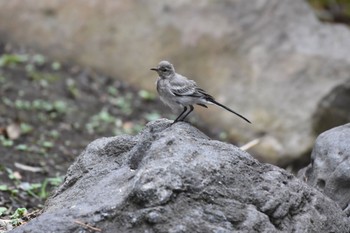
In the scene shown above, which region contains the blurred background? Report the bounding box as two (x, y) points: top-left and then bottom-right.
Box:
(0, 0), (350, 227)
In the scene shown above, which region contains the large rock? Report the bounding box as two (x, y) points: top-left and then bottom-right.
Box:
(312, 82), (350, 135)
(11, 120), (349, 233)
(298, 124), (350, 217)
(1, 0), (350, 165)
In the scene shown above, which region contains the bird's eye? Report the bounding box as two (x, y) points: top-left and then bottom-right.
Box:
(160, 68), (167, 72)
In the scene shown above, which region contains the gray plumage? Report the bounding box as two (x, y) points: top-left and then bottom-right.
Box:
(151, 60), (251, 123)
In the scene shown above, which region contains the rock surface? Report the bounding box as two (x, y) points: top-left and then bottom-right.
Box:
(298, 123), (350, 217)
(11, 119), (349, 233)
(312, 81), (350, 135)
(1, 0), (350, 165)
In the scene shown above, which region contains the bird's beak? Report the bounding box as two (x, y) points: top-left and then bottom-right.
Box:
(150, 67), (158, 71)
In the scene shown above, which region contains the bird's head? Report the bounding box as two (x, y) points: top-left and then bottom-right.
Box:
(150, 60), (175, 79)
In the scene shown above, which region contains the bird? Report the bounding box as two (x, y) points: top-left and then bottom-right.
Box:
(150, 60), (251, 124)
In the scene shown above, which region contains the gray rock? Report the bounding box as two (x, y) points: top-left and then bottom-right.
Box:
(1, 0), (350, 165)
(11, 119), (349, 233)
(298, 123), (350, 217)
(313, 81), (350, 135)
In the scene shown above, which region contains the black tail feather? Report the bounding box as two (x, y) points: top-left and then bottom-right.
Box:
(209, 99), (251, 124)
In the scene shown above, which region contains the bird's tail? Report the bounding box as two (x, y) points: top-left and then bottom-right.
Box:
(208, 99), (251, 123)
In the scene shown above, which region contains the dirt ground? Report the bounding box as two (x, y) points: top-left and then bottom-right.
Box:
(0, 42), (229, 229)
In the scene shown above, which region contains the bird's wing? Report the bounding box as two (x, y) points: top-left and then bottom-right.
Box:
(169, 75), (199, 96)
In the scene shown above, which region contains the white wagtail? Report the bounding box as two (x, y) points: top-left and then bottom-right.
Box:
(151, 60), (251, 124)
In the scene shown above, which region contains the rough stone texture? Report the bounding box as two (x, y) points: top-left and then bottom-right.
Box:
(1, 0), (350, 165)
(298, 123), (350, 217)
(3, 2), (350, 163)
(11, 119), (349, 233)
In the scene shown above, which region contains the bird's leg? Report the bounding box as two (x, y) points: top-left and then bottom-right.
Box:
(178, 105), (194, 122)
(173, 106), (188, 123)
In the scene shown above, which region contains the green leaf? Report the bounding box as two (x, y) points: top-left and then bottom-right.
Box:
(0, 54), (28, 67)
(15, 144), (29, 151)
(0, 207), (7, 216)
(10, 207), (28, 226)
(138, 90), (156, 101)
(42, 141), (54, 148)
(144, 112), (161, 121)
(53, 100), (68, 113)
(20, 123), (33, 134)
(0, 185), (9, 191)
(32, 54), (46, 65)
(107, 86), (118, 96)
(51, 61), (61, 70)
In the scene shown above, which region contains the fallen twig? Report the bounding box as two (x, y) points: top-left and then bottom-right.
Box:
(14, 162), (44, 173)
(240, 138), (260, 151)
(74, 220), (101, 232)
